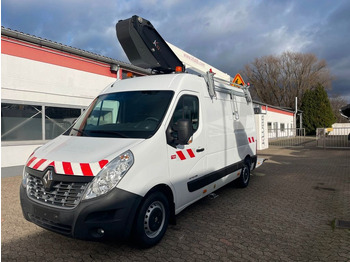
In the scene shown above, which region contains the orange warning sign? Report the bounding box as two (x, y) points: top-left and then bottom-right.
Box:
(232, 73), (245, 86)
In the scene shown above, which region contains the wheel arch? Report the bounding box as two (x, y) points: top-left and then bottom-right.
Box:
(142, 184), (176, 225)
(244, 154), (252, 167)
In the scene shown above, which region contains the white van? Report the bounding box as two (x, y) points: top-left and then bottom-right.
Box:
(20, 14), (262, 247)
(20, 72), (258, 247)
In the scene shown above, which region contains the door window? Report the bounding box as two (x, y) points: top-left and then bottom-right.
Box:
(171, 95), (199, 132)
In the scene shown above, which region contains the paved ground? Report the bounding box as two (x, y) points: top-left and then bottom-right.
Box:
(2, 147), (350, 261)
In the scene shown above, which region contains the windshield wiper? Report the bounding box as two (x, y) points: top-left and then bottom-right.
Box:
(72, 128), (88, 136)
(88, 130), (130, 138)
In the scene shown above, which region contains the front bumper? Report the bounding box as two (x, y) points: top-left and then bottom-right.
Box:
(20, 184), (142, 240)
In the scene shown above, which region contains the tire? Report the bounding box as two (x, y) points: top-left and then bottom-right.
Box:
(237, 161), (250, 188)
(133, 192), (169, 248)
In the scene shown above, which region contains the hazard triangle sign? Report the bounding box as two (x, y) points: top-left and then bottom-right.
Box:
(232, 73), (245, 86)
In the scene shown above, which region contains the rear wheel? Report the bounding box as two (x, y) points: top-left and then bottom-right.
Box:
(133, 192), (169, 248)
(237, 162), (250, 188)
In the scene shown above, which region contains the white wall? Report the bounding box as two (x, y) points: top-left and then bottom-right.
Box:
(267, 111), (294, 128)
(266, 110), (294, 139)
(254, 105), (295, 150)
(1, 54), (117, 168)
(2, 54), (116, 106)
(1, 144), (43, 168)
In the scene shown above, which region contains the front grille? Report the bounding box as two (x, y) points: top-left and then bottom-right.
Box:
(27, 174), (89, 208)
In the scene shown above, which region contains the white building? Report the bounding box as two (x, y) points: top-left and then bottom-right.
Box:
(253, 102), (296, 150)
(1, 27), (297, 168)
(1, 27), (149, 169)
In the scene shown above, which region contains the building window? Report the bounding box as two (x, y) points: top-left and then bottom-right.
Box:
(1, 104), (42, 141)
(1, 103), (82, 142)
(267, 122), (272, 132)
(45, 107), (81, 140)
(280, 123), (285, 132)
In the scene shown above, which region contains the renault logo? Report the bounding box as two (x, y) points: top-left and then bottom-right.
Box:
(42, 170), (54, 191)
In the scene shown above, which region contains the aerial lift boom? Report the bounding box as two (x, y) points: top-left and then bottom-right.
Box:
(116, 15), (250, 100)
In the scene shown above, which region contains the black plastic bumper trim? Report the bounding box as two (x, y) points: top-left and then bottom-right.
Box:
(20, 185), (142, 240)
(187, 155), (257, 192)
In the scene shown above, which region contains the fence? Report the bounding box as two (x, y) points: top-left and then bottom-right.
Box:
(316, 128), (350, 149)
(268, 128), (312, 147)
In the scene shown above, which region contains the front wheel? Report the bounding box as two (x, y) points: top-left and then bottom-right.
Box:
(133, 192), (169, 248)
(237, 162), (250, 188)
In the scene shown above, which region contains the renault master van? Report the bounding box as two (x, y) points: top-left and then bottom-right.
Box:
(20, 15), (260, 247)
(20, 72), (258, 247)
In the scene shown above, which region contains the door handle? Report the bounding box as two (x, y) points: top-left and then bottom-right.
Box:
(196, 148), (205, 153)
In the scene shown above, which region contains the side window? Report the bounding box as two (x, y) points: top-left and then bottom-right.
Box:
(171, 95), (199, 132)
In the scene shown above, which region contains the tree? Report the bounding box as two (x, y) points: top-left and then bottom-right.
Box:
(329, 94), (348, 123)
(243, 52), (333, 108)
(301, 84), (335, 135)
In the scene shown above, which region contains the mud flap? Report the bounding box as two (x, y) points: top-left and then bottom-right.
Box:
(255, 158), (267, 169)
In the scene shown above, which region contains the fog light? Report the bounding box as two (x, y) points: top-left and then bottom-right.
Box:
(97, 228), (105, 236)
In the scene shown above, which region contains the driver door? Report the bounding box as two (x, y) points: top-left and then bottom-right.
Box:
(166, 92), (207, 211)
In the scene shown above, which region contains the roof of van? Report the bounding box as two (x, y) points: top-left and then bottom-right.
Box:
(101, 73), (205, 94)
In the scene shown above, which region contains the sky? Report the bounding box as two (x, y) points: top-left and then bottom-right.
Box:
(2, 0), (350, 102)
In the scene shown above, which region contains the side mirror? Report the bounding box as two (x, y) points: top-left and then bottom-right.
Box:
(174, 119), (193, 145)
(167, 119), (193, 146)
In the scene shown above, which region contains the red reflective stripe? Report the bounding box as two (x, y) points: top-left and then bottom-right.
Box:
(80, 163), (93, 176)
(252, 137), (255, 142)
(62, 162), (74, 175)
(48, 161), (55, 172)
(32, 159), (47, 170)
(248, 137), (252, 143)
(28, 151), (35, 159)
(176, 151), (186, 160)
(187, 149), (195, 158)
(99, 160), (109, 169)
(26, 156), (37, 166)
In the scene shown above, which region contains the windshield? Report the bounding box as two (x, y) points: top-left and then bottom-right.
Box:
(65, 91), (174, 139)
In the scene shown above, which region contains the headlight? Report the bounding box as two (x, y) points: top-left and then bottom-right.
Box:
(22, 169), (29, 188)
(82, 150), (134, 200)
